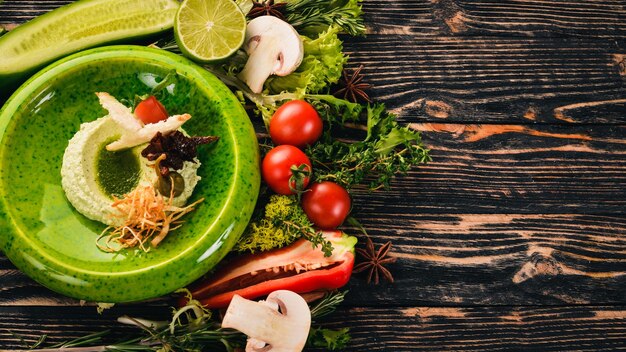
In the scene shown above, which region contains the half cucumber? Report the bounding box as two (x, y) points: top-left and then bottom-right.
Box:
(0, 0), (179, 92)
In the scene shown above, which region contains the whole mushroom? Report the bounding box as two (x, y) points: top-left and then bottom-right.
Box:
(238, 16), (304, 93)
(221, 290), (311, 352)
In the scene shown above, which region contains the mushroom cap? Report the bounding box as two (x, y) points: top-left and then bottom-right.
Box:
(222, 290), (311, 352)
(244, 16), (304, 76)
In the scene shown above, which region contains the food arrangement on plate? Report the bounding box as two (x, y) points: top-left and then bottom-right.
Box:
(63, 91), (216, 252)
(0, 0), (430, 350)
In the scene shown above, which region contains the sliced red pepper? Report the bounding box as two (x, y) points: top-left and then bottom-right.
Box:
(185, 231), (357, 309)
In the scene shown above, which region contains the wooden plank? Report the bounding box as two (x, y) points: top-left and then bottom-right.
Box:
(440, 0), (626, 38)
(0, 305), (624, 350)
(365, 0), (626, 38)
(343, 35), (626, 124)
(0, 1), (72, 24)
(2, 213), (624, 306)
(320, 305), (626, 351)
(354, 123), (626, 214)
(347, 213), (625, 306)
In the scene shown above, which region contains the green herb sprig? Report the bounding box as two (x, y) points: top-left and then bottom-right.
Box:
(307, 290), (351, 350)
(19, 291), (349, 352)
(307, 100), (431, 190)
(285, 0), (366, 36)
(235, 194), (335, 256)
(307, 327), (351, 350)
(310, 290), (348, 319)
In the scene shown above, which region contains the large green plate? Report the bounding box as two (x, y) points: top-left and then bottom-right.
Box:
(0, 46), (260, 302)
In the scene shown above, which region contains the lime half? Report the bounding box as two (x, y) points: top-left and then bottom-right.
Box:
(174, 0), (246, 62)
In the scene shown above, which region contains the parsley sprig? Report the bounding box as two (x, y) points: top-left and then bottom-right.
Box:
(308, 102), (431, 189)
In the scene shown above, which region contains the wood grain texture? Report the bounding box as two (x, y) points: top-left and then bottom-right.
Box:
(363, 0), (626, 38)
(0, 305), (624, 351)
(343, 36), (626, 124)
(323, 305), (626, 351)
(347, 213), (626, 306)
(354, 124), (626, 214)
(0, 1), (72, 24)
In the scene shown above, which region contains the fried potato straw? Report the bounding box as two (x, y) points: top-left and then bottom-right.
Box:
(96, 183), (203, 253)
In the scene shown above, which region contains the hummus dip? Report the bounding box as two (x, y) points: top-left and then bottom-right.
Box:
(61, 116), (200, 226)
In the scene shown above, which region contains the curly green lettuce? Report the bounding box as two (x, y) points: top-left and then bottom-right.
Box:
(265, 26), (347, 95)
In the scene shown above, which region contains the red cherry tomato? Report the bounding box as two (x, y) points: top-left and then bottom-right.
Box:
(269, 100), (323, 148)
(262, 145), (312, 195)
(134, 96), (168, 124)
(302, 181), (351, 229)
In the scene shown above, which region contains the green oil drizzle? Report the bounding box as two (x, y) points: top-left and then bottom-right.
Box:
(96, 139), (141, 198)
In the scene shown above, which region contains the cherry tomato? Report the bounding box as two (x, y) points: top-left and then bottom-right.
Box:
(134, 96), (168, 124)
(269, 100), (323, 148)
(262, 145), (312, 195)
(302, 181), (351, 229)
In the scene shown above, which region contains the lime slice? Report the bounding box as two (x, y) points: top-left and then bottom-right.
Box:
(0, 0), (180, 90)
(174, 0), (246, 62)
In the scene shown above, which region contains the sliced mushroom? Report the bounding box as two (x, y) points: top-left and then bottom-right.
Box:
(238, 16), (304, 93)
(96, 92), (143, 132)
(95, 92), (191, 151)
(221, 290), (311, 352)
(105, 113), (190, 151)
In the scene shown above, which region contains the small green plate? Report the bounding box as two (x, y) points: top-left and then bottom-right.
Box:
(0, 46), (260, 302)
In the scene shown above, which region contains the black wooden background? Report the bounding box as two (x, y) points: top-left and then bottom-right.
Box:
(1, 0), (625, 350)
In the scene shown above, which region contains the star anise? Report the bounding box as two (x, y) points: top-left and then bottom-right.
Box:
(247, 0), (286, 20)
(353, 237), (396, 284)
(141, 131), (219, 176)
(333, 64), (372, 103)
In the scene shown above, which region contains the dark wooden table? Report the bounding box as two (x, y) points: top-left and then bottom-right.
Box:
(1, 1), (625, 350)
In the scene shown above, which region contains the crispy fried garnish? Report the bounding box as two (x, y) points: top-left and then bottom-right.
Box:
(96, 184), (203, 253)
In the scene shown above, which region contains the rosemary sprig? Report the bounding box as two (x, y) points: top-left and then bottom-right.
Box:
(285, 0), (366, 36)
(309, 290), (348, 321)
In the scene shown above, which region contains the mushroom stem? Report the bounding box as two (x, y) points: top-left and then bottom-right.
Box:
(238, 36), (281, 94)
(237, 16), (303, 94)
(222, 295), (279, 341)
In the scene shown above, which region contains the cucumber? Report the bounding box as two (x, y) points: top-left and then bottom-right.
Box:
(0, 0), (179, 92)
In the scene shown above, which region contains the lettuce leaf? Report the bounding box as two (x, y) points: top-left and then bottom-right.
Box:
(265, 26), (347, 95)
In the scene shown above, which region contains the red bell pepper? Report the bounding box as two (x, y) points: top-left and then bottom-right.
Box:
(185, 231), (357, 309)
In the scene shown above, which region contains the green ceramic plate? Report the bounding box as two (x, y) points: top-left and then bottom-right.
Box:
(0, 46), (260, 302)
